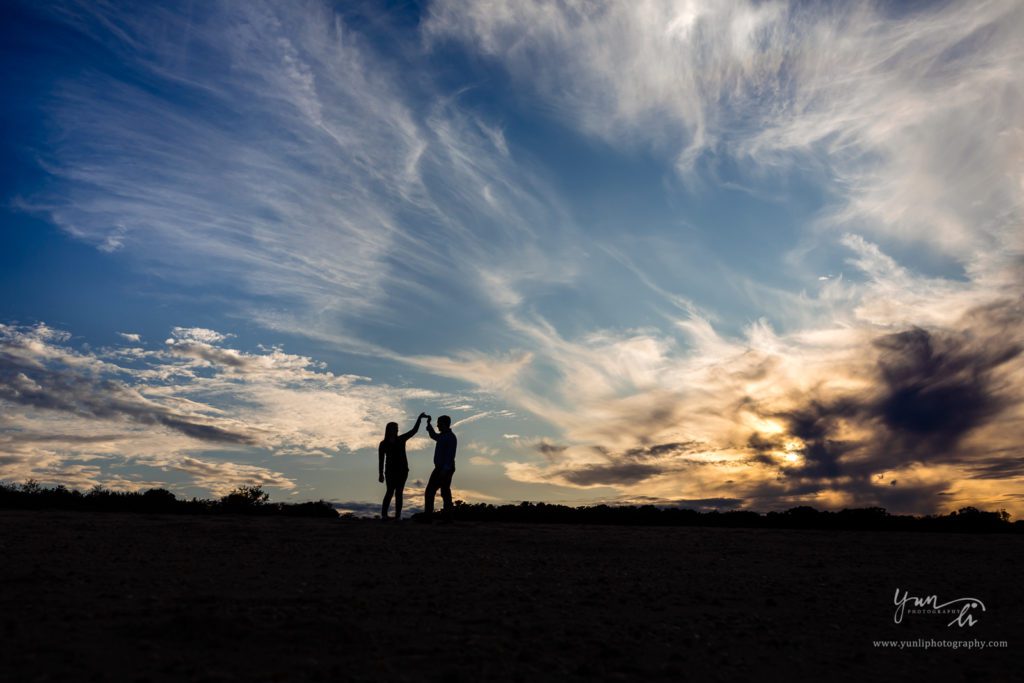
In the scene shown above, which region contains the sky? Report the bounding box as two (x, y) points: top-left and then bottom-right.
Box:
(2, 0), (1023, 516)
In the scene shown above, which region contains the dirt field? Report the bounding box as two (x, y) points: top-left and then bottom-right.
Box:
(0, 511), (1019, 681)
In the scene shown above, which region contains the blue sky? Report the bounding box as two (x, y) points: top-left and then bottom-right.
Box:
(2, 0), (1023, 515)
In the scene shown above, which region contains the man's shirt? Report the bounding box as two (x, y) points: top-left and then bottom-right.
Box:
(427, 425), (457, 471)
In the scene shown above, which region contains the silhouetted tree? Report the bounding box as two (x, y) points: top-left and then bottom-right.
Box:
(220, 485), (270, 511)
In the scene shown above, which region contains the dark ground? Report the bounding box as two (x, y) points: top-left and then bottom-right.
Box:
(0, 511), (1020, 682)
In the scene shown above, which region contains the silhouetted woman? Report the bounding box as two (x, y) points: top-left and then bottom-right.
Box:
(378, 412), (427, 521)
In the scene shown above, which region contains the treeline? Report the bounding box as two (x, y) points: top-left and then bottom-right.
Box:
(0, 481), (337, 518)
(438, 501), (1022, 533)
(3, 481), (1020, 531)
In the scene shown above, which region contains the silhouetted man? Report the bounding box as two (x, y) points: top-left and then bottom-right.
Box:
(424, 414), (457, 520)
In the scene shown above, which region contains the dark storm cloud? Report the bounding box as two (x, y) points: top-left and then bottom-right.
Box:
(331, 501), (383, 516)
(0, 432), (128, 445)
(737, 300), (1024, 511)
(771, 400), (860, 479)
(742, 477), (952, 515)
(332, 500), (424, 516)
(870, 323), (1021, 458)
(962, 454), (1024, 480)
(668, 497), (744, 510)
(535, 441), (567, 457)
(745, 432), (783, 467)
(743, 393), (861, 477)
(560, 462), (665, 486)
(622, 441), (703, 459)
(550, 441), (724, 487)
(628, 496), (745, 511)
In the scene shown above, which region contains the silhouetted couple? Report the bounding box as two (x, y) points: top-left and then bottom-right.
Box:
(378, 412), (457, 522)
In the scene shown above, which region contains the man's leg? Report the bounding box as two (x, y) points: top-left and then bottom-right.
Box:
(424, 468), (440, 515)
(440, 468), (455, 517)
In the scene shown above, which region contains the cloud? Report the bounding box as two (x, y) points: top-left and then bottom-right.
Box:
(402, 351), (535, 391)
(466, 441), (500, 464)
(0, 426), (289, 496)
(491, 237), (1024, 513)
(415, 1), (1024, 514)
(0, 324), (260, 445)
(619, 496), (745, 512)
(28, 1), (421, 322)
(534, 440), (567, 458)
(740, 300), (1024, 494)
(428, 0), (1024, 256)
(25, 0), (580, 356)
(870, 321), (1022, 457)
(560, 462), (666, 487)
(0, 322), (447, 493)
(154, 455), (295, 497)
(450, 412), (492, 429)
(117, 332), (141, 343)
(170, 327), (229, 345)
(331, 500), (384, 517)
(623, 441), (706, 459)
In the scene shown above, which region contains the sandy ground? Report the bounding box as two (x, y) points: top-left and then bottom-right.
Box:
(0, 511), (1020, 682)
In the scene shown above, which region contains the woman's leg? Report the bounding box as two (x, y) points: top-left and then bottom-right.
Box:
(381, 484), (395, 519)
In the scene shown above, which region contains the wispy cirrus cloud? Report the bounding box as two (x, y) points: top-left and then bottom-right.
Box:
(427, 0), (1024, 256)
(28, 1), (418, 320)
(24, 0), (578, 345)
